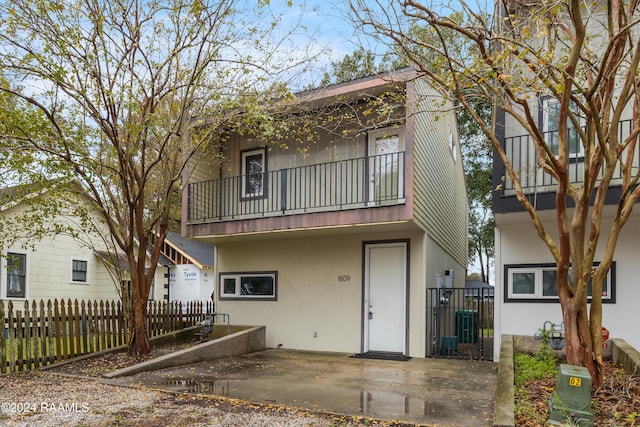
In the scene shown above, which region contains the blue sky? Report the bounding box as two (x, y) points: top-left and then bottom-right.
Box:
(262, 0), (496, 90)
(259, 0), (368, 88)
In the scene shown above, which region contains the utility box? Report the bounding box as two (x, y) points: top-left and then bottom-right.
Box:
(548, 364), (594, 426)
(456, 310), (478, 343)
(442, 336), (458, 352)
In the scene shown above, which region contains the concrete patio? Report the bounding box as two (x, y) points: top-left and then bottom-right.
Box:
(103, 348), (498, 426)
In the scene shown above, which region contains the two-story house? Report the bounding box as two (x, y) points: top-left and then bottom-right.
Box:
(182, 69), (468, 358)
(492, 2), (640, 358)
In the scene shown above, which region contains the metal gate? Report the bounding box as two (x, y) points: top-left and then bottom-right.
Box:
(427, 288), (494, 361)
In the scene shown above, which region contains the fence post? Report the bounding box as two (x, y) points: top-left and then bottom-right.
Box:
(8, 301), (15, 372)
(46, 300), (54, 364)
(31, 301), (40, 369)
(93, 300), (99, 350)
(16, 308), (23, 371)
(80, 300), (88, 356)
(110, 301), (117, 348)
(53, 299), (62, 362)
(0, 300), (5, 374)
(104, 300), (111, 349)
(148, 300), (154, 337)
(24, 301), (31, 371)
(118, 300), (126, 347)
(100, 300), (107, 351)
(38, 300), (46, 366)
(153, 300), (160, 336)
(60, 299), (69, 361)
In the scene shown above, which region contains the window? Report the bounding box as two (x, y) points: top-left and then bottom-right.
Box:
(448, 130), (457, 162)
(541, 97), (582, 157)
(6, 252), (27, 298)
(367, 127), (405, 204)
(241, 148), (266, 199)
(506, 263), (615, 302)
(71, 259), (88, 283)
(219, 272), (277, 300)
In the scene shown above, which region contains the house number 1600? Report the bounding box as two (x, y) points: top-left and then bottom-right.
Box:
(338, 275), (351, 282)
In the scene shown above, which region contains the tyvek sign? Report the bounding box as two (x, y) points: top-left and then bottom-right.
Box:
(169, 264), (214, 304)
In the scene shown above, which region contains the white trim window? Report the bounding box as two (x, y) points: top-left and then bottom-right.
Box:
(541, 97), (582, 158)
(70, 258), (89, 284)
(241, 148), (266, 199)
(506, 263), (615, 302)
(6, 252), (27, 299)
(219, 272), (277, 300)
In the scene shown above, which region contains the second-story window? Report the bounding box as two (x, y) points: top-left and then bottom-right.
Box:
(241, 148), (266, 199)
(541, 97), (582, 158)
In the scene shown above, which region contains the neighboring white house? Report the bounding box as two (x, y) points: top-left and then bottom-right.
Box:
(182, 69), (469, 358)
(492, 1), (640, 358)
(0, 186), (119, 302)
(1, 185), (171, 303)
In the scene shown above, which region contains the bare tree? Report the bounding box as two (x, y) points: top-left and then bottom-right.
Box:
(0, 0), (314, 355)
(350, 0), (640, 386)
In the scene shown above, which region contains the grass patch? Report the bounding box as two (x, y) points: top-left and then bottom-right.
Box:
(514, 342), (559, 426)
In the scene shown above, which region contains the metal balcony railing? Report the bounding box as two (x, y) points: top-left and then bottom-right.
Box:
(501, 120), (637, 194)
(187, 152), (406, 224)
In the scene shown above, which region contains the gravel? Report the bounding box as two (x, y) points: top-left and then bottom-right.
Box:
(0, 370), (386, 427)
(0, 343), (404, 427)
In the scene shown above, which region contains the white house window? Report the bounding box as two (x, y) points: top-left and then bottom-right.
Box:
(448, 130), (457, 162)
(219, 272), (277, 300)
(506, 263), (615, 302)
(241, 148), (266, 198)
(541, 97), (582, 157)
(71, 259), (88, 283)
(6, 252), (27, 298)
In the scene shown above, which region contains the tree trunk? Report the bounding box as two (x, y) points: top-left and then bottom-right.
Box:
(477, 245), (487, 283)
(129, 294), (149, 355)
(561, 295), (603, 388)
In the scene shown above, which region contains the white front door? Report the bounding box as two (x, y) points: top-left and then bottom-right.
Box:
(364, 242), (407, 354)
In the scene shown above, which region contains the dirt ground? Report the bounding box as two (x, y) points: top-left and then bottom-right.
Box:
(515, 360), (640, 426)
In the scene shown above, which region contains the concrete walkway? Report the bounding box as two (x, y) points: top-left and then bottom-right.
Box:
(104, 349), (497, 426)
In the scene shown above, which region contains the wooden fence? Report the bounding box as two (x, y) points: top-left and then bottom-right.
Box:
(1, 298), (213, 373)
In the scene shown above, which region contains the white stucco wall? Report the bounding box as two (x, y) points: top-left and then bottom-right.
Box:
(494, 208), (640, 359)
(213, 228), (465, 357)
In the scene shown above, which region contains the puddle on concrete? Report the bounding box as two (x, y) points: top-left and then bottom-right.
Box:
(359, 390), (445, 418)
(157, 378), (439, 420)
(160, 379), (234, 395)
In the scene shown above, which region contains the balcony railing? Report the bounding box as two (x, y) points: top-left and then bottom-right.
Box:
(502, 120), (637, 195)
(187, 152), (406, 224)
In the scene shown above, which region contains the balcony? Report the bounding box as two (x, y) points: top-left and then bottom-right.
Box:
(187, 152), (406, 224)
(501, 120), (637, 195)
